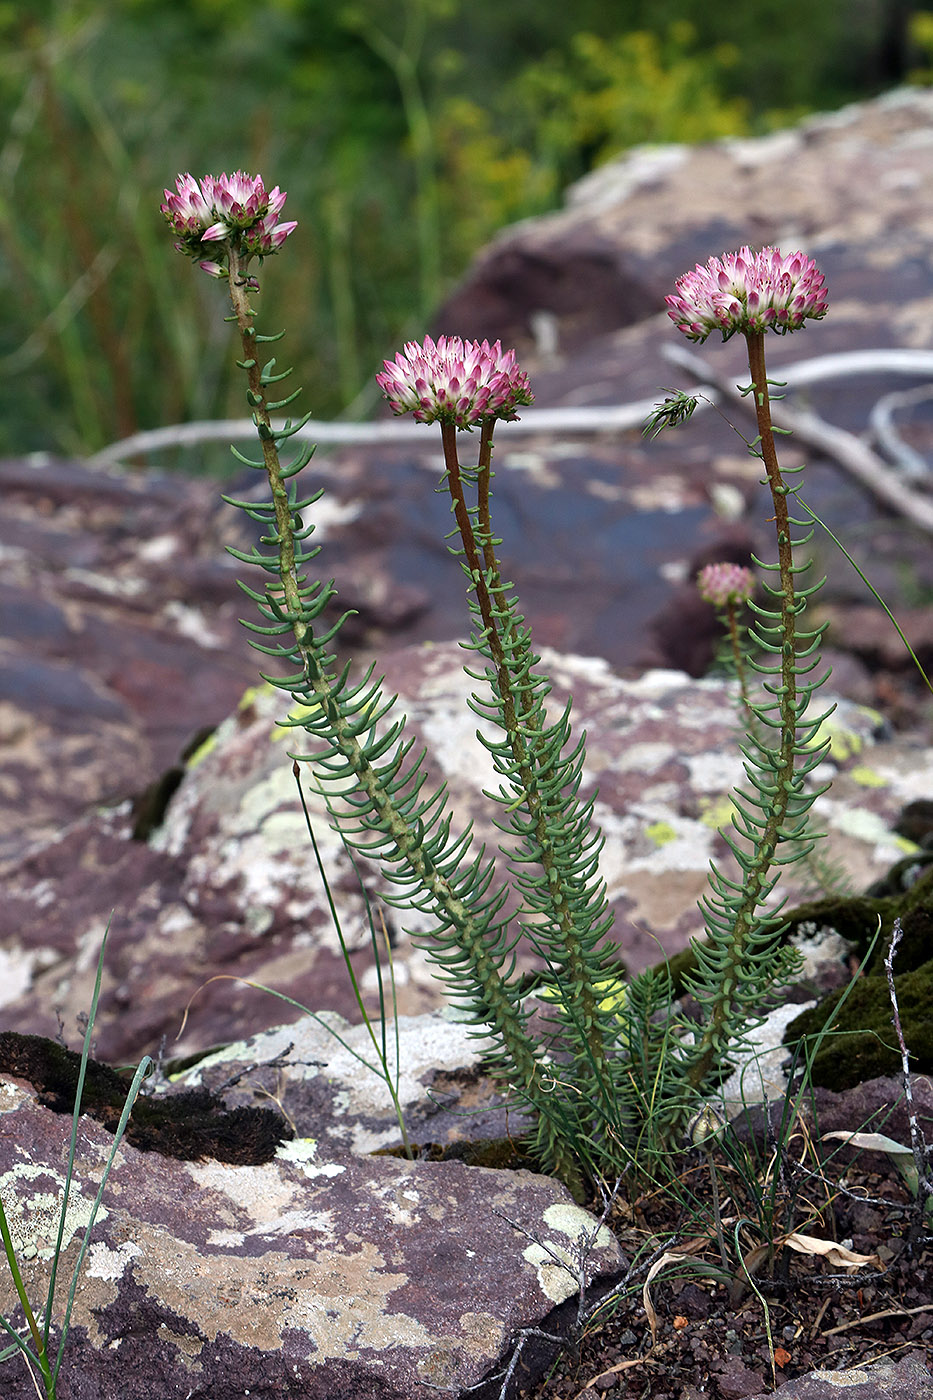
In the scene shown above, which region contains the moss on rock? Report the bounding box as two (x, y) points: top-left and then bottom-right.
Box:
(783, 958), (933, 1090)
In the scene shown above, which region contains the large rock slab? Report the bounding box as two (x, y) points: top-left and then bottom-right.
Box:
(441, 87), (933, 373)
(0, 454), (427, 866)
(745, 1355), (933, 1400)
(0, 638), (919, 1063)
(0, 1041), (624, 1400)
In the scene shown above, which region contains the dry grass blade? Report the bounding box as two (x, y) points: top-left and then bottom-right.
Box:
(822, 1303), (932, 1338)
(573, 1354), (654, 1398)
(641, 1240), (727, 1346)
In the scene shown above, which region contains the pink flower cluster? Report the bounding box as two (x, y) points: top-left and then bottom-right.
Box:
(666, 247), (828, 343)
(376, 335), (533, 430)
(697, 562), (756, 609)
(161, 172), (297, 274)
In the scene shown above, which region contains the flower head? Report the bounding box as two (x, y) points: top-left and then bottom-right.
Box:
(666, 246), (828, 343)
(376, 335), (533, 430)
(697, 562), (756, 609)
(161, 171), (297, 273)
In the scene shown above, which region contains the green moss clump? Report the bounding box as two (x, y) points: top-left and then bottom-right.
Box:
(0, 1032), (290, 1164)
(373, 1136), (539, 1172)
(784, 958), (933, 1090)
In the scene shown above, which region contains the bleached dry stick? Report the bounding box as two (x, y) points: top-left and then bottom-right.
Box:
(85, 398), (670, 468)
(89, 345), (933, 533)
(663, 343), (933, 535)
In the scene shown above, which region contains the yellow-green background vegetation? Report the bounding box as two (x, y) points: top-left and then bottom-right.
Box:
(1, 0), (928, 459)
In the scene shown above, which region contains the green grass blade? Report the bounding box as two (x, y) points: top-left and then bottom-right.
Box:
(42, 917), (115, 1348)
(797, 494), (933, 697)
(52, 1055), (152, 1386)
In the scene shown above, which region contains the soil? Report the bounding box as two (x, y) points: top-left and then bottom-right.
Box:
(515, 1142), (933, 1400)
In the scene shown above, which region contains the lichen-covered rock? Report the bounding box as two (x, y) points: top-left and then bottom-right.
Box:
(744, 1354), (933, 1400)
(0, 1044), (624, 1400)
(1, 641), (912, 1064)
(0, 454), (427, 867)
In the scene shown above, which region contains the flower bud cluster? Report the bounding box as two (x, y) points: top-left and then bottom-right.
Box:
(376, 335), (533, 430)
(161, 172), (297, 275)
(666, 246), (828, 343)
(697, 562), (756, 609)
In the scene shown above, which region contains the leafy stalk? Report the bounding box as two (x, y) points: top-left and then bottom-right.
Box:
(220, 250), (581, 1189)
(438, 421), (619, 1125)
(678, 330), (832, 1099)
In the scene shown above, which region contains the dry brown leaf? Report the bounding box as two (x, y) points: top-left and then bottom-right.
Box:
(782, 1231), (880, 1271)
(822, 1129), (911, 1156)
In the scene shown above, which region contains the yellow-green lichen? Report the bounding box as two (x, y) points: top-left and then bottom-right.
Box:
(697, 794), (737, 830)
(238, 682), (273, 711)
(645, 820), (677, 847)
(186, 730), (218, 768)
(848, 765), (887, 788)
(803, 716), (865, 762)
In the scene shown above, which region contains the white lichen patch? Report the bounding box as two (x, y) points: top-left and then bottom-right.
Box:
(542, 1202), (615, 1252)
(0, 1163), (102, 1260)
(418, 700), (498, 791)
(163, 600), (223, 647)
(206, 1229), (245, 1247)
(0, 1081), (28, 1113)
(686, 750), (745, 793)
(137, 533), (179, 563)
(276, 1139), (346, 1180)
(611, 741), (676, 774)
(827, 806), (905, 853)
(367, 1179), (422, 1228)
(0, 945), (42, 1007)
(521, 1203), (618, 1305)
(86, 1239), (141, 1281)
(184, 1160), (301, 1231)
(521, 1240), (580, 1304)
(714, 1001), (817, 1114)
(624, 812), (715, 873)
(130, 1231), (425, 1360)
(251, 1207), (339, 1240)
(791, 926), (853, 976)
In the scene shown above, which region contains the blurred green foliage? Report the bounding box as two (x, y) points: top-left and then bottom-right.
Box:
(0, 0), (922, 458)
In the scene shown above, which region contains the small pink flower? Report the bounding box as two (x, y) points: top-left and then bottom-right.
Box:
(376, 335), (533, 430)
(697, 562), (756, 609)
(161, 171), (297, 273)
(666, 246), (828, 343)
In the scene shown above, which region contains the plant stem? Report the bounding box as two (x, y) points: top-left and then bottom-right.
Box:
(724, 598), (752, 716)
(686, 331), (802, 1092)
(439, 421), (614, 1092)
(884, 919), (933, 1217)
